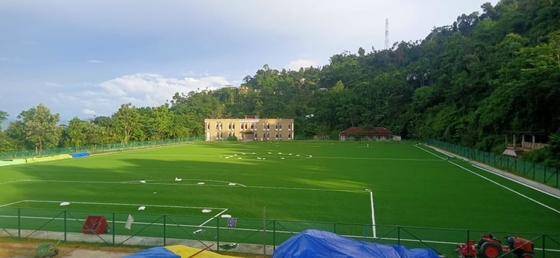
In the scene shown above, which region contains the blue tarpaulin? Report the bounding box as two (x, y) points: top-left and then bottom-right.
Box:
(122, 245), (240, 258)
(123, 246), (180, 258)
(71, 152), (90, 158)
(272, 229), (440, 258)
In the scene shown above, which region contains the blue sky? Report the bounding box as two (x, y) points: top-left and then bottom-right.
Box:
(0, 0), (498, 121)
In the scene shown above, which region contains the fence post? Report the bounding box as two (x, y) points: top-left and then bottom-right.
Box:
(542, 235), (546, 258)
(216, 217), (220, 252)
(398, 227), (401, 245)
(333, 222), (337, 234)
(163, 215), (167, 246)
(112, 213), (115, 245)
(273, 220), (276, 252)
(17, 208), (21, 238)
(64, 210), (67, 242)
(556, 169), (558, 188)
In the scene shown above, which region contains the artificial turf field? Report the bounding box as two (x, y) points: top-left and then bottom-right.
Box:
(0, 141), (559, 254)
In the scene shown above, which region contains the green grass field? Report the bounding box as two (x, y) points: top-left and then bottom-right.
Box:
(0, 141), (559, 255)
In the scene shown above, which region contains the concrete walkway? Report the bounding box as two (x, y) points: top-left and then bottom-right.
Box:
(424, 144), (560, 198)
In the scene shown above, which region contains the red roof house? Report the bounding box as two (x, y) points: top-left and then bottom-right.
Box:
(339, 127), (394, 141)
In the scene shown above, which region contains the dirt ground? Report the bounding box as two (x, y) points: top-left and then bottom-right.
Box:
(0, 240), (270, 258)
(0, 241), (141, 258)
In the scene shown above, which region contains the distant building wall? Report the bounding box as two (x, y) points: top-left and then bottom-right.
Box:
(204, 117), (294, 141)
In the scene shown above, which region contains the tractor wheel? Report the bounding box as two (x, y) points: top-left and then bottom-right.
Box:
(480, 242), (503, 258)
(521, 253), (533, 258)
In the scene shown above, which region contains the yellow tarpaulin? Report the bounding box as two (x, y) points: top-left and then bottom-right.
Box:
(165, 245), (241, 258)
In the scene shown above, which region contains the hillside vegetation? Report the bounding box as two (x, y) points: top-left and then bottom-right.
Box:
(1, 0), (559, 166)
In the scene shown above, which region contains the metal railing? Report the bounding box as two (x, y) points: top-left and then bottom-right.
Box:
(0, 137), (203, 160)
(427, 139), (559, 189)
(0, 207), (558, 257)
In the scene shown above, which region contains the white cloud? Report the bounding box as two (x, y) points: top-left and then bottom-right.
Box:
(44, 82), (62, 87)
(56, 73), (230, 117)
(286, 60), (317, 71)
(81, 108), (96, 115)
(87, 59), (105, 64)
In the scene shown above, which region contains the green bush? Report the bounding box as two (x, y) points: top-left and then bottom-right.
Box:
(226, 136), (238, 141)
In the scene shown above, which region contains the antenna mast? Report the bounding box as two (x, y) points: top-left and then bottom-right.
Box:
(385, 18), (390, 50)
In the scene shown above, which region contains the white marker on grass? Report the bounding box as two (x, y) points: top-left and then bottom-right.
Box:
(366, 189), (377, 239)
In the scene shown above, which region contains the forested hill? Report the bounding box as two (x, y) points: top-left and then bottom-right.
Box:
(0, 0), (559, 164)
(226, 0), (560, 150)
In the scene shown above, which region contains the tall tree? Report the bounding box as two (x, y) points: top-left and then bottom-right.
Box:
(18, 104), (61, 153)
(112, 103), (143, 143)
(66, 117), (87, 148)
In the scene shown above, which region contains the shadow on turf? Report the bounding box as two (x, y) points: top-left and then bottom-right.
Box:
(5, 148), (365, 204)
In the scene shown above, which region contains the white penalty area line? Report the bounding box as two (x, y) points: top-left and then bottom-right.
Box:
(415, 145), (560, 215)
(368, 190), (377, 239)
(244, 185), (365, 193)
(0, 200), (26, 208)
(198, 209), (229, 227)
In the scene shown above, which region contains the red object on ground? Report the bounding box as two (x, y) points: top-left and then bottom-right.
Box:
(81, 215), (108, 234)
(457, 240), (477, 258)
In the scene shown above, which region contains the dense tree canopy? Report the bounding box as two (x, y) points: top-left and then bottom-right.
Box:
(1, 0), (559, 166)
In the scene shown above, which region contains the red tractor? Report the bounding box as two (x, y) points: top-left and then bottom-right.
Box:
(457, 233), (534, 258)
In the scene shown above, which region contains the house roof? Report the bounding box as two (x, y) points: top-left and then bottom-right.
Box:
(339, 127), (393, 136)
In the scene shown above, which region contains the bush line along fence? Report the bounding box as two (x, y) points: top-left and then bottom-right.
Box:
(427, 139), (560, 189)
(0, 137), (203, 160)
(0, 208), (559, 257)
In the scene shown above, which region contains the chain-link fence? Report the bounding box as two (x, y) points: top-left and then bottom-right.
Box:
(427, 139), (559, 189)
(0, 207), (558, 257)
(0, 137), (203, 160)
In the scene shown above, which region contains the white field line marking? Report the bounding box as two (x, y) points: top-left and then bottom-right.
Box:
(311, 157), (440, 161)
(369, 191), (376, 239)
(119, 179), (247, 187)
(185, 179), (247, 187)
(199, 209), (229, 227)
(0, 200), (25, 208)
(470, 163), (560, 200)
(425, 143), (560, 199)
(219, 154), (314, 162)
(415, 145), (560, 215)
(244, 185), (364, 193)
(19, 200), (227, 210)
(0, 179), (31, 185)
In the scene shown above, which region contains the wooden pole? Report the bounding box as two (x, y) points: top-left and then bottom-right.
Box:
(188, 244), (214, 258)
